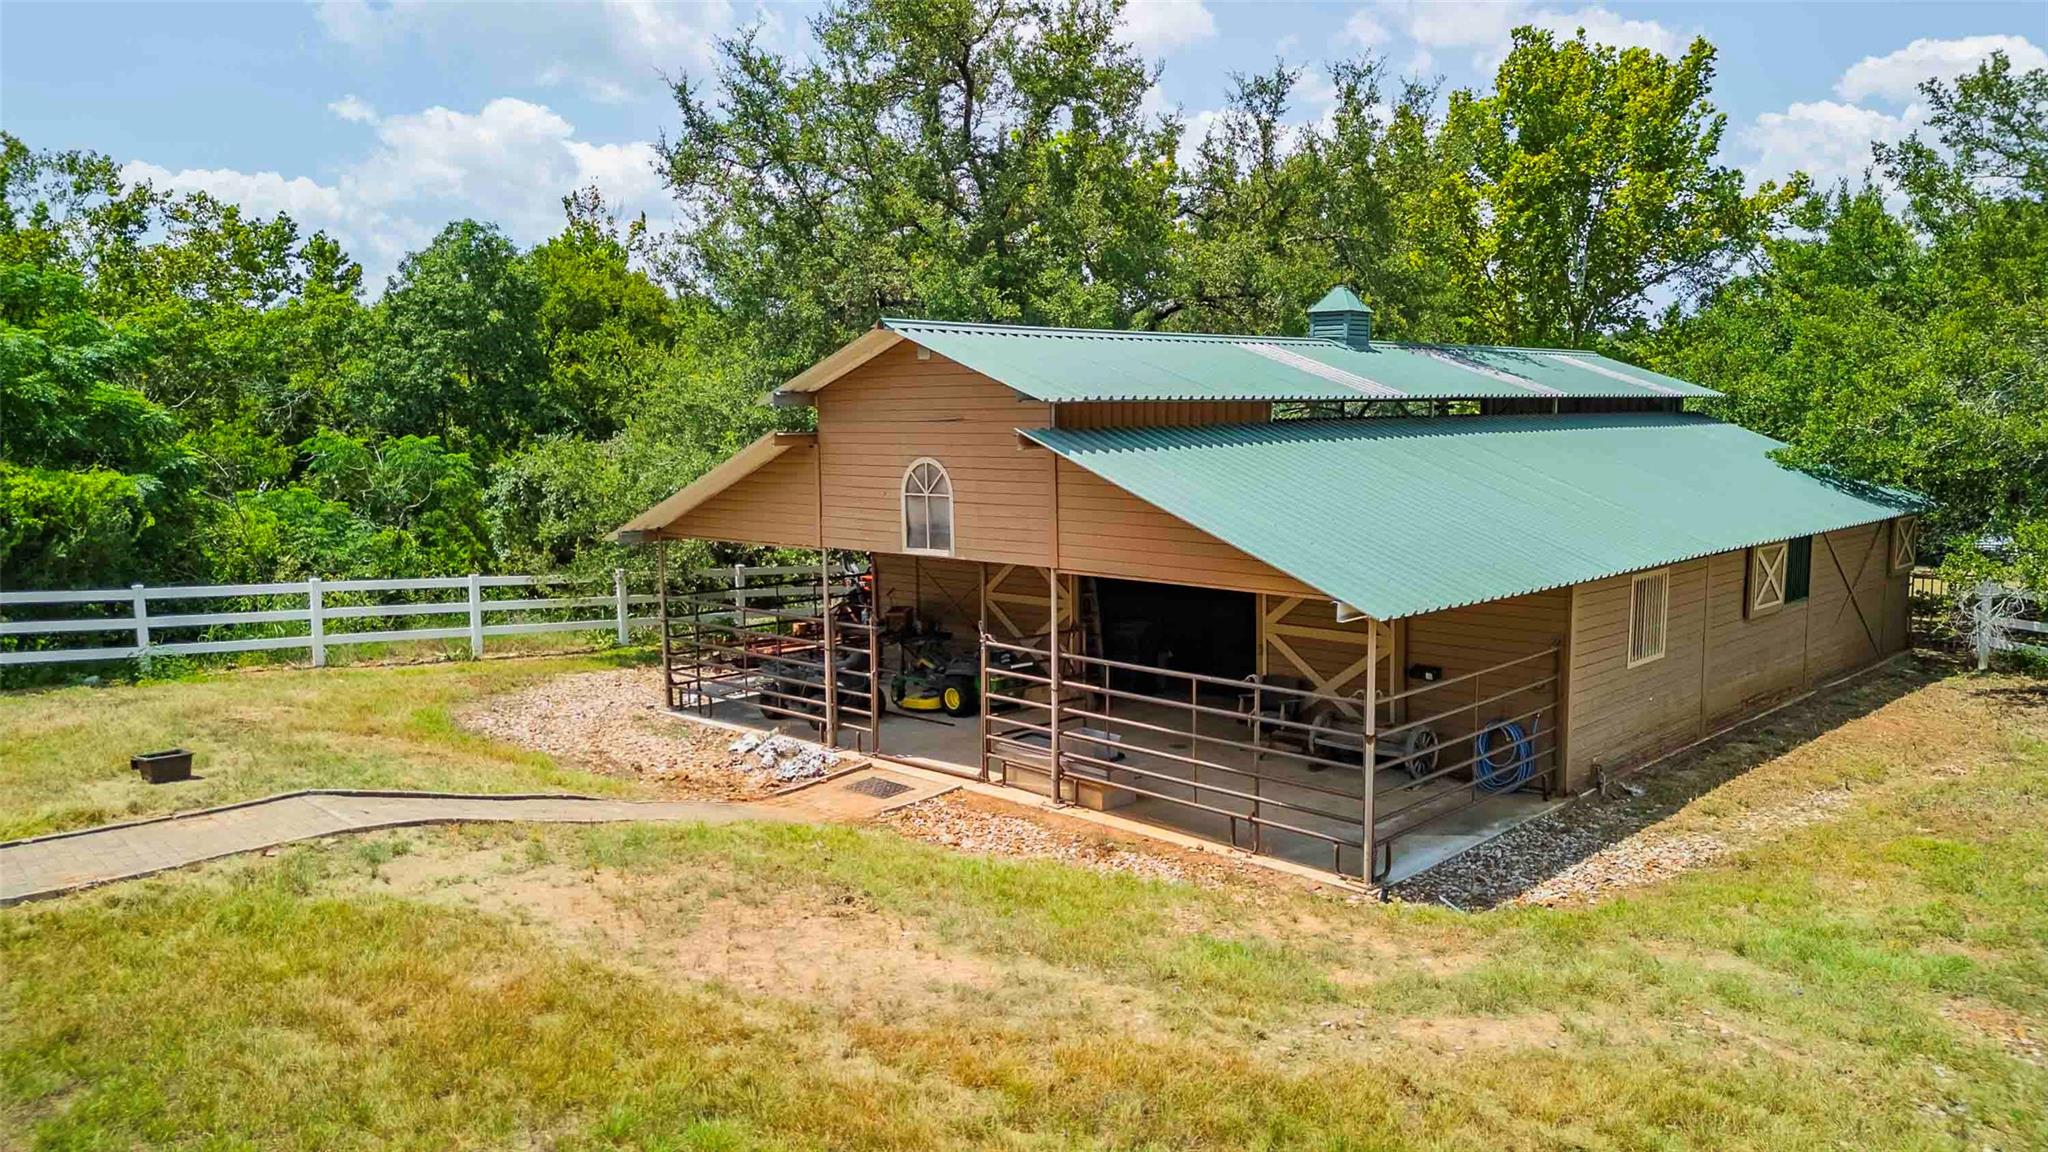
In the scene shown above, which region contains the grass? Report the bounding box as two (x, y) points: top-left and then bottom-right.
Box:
(3, 656), (2046, 1148)
(0, 652), (651, 840)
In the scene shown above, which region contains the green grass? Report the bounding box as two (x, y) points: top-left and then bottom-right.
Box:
(3, 659), (2046, 1149)
(0, 654), (649, 840)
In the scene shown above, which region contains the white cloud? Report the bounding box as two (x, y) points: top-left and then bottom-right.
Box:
(1739, 99), (1915, 192)
(123, 97), (666, 291)
(1836, 34), (2047, 104)
(1343, 10), (1391, 49)
(1353, 1), (1686, 70)
(313, 0), (733, 78)
(1120, 0), (1217, 57)
(327, 94), (378, 123)
(1527, 6), (1682, 59)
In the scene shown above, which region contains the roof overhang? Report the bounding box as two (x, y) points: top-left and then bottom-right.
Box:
(1022, 415), (1923, 620)
(765, 328), (905, 405)
(611, 431), (817, 543)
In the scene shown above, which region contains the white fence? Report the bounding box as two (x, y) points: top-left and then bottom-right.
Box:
(1969, 579), (2047, 669)
(0, 563), (846, 670)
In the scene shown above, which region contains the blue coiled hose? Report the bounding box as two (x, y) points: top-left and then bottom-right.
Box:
(1474, 720), (1536, 794)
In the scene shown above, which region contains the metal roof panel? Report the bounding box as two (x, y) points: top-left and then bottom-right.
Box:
(876, 318), (1720, 403)
(1022, 415), (1920, 620)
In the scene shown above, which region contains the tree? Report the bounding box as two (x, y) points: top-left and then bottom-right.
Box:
(525, 189), (676, 440)
(658, 0), (1179, 376)
(1657, 53), (2048, 580)
(1442, 29), (1800, 345)
(349, 221), (548, 457)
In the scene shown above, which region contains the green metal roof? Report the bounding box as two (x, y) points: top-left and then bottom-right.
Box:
(1023, 414), (1922, 620)
(1308, 286), (1371, 314)
(879, 317), (1718, 404)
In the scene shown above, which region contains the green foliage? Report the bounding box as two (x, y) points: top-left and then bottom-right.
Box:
(1656, 52), (2048, 579)
(1, 25), (2044, 603)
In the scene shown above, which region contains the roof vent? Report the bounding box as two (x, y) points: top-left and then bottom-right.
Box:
(1307, 286), (1373, 351)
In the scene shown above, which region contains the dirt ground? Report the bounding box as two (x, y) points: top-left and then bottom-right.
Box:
(457, 666), (787, 799)
(1391, 654), (1993, 908)
(460, 653), (2014, 910)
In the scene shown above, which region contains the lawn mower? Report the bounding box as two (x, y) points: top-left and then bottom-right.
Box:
(888, 632), (980, 717)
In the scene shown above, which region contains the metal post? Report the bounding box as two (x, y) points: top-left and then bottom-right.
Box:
(655, 543), (673, 709)
(977, 563), (990, 781)
(1362, 622), (1378, 882)
(821, 549), (839, 747)
(1048, 568), (1064, 804)
(1974, 579), (1998, 671)
(466, 573), (485, 659)
(130, 583), (151, 675)
(613, 567), (629, 645)
(867, 554), (882, 754)
(308, 577), (326, 668)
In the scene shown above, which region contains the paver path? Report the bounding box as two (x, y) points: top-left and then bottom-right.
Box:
(0, 791), (786, 906)
(0, 765), (958, 906)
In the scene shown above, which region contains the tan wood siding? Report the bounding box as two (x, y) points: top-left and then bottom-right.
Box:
(1805, 523), (1892, 681)
(662, 442), (819, 547)
(1054, 401), (1271, 428)
(815, 344), (1052, 565)
(1567, 521), (1914, 787)
(1404, 589), (1571, 756)
(1054, 459), (1324, 596)
(1565, 558), (1710, 789)
(1701, 548), (1808, 724)
(1258, 597), (1399, 716)
(872, 553), (986, 641)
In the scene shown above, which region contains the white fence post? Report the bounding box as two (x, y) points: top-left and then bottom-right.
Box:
(613, 567), (629, 644)
(467, 573), (485, 658)
(308, 577), (326, 667)
(131, 583), (151, 674)
(1974, 580), (1999, 671)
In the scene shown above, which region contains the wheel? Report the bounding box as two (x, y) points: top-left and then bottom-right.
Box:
(1399, 726), (1439, 780)
(940, 672), (979, 716)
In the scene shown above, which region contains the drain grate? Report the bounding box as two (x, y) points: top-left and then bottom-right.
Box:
(844, 776), (913, 800)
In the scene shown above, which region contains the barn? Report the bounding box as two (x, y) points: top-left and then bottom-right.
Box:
(616, 290), (1923, 883)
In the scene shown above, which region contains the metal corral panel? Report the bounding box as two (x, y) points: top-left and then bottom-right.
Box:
(880, 318), (1720, 403)
(1023, 414), (1923, 621)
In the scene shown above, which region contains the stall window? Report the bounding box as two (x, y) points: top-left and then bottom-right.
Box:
(902, 458), (954, 555)
(1892, 517), (1919, 572)
(1748, 542), (1788, 616)
(1628, 568), (1670, 667)
(1785, 536), (1812, 602)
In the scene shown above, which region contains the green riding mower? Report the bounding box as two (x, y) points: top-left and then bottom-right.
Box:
(888, 633), (981, 717)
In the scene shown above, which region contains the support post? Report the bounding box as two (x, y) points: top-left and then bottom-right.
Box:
(867, 553), (882, 755)
(1048, 567), (1064, 804)
(655, 543), (673, 709)
(1974, 580), (1999, 671)
(1362, 621), (1378, 882)
(613, 567), (629, 645)
(821, 549), (839, 747)
(977, 563), (990, 781)
(131, 583), (151, 675)
(466, 573), (485, 659)
(308, 577), (326, 668)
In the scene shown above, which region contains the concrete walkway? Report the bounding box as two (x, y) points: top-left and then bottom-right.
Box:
(0, 791), (787, 906)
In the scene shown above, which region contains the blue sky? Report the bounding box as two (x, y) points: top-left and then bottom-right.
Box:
(3, 1), (2042, 288)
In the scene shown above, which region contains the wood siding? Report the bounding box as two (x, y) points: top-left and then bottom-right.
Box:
(815, 344), (1052, 565)
(872, 553), (986, 641)
(663, 441), (819, 547)
(1054, 459), (1323, 596)
(1054, 401), (1271, 428)
(1566, 520), (1913, 788)
(1403, 589), (1571, 755)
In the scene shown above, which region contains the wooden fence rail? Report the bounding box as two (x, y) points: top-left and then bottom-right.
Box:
(0, 563), (852, 670)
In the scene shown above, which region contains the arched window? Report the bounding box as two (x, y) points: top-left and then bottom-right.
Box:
(902, 458), (954, 555)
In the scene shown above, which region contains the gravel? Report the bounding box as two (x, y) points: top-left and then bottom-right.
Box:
(458, 666), (807, 799)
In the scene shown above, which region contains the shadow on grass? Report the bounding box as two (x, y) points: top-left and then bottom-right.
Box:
(1388, 652), (1954, 909)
